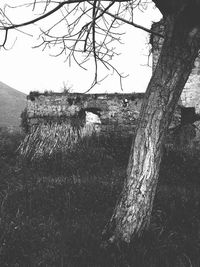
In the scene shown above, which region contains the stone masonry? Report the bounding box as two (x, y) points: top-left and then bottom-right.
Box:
(27, 92), (144, 136)
(151, 20), (200, 113)
(26, 20), (200, 135)
(22, 21), (200, 158)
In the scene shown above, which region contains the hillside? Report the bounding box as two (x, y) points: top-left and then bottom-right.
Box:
(0, 81), (26, 128)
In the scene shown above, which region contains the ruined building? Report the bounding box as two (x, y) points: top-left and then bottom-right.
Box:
(150, 20), (200, 149)
(20, 93), (144, 159)
(26, 92), (144, 136)
(20, 20), (200, 159)
(151, 20), (200, 113)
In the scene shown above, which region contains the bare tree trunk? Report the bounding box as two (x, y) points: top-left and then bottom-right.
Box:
(103, 14), (200, 244)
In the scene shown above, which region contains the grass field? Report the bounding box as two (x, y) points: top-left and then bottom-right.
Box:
(0, 127), (200, 267)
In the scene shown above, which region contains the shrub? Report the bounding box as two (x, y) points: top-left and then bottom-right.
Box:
(0, 127), (24, 163)
(20, 108), (29, 134)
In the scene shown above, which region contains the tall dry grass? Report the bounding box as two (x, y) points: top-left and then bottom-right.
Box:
(0, 127), (200, 266)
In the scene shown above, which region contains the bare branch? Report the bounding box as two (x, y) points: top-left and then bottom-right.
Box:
(97, 7), (164, 37)
(0, 2), (67, 30)
(0, 0), (160, 90)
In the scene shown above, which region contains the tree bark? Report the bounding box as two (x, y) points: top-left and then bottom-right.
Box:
(103, 13), (200, 244)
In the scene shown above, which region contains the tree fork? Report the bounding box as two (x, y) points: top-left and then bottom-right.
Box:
(102, 13), (200, 244)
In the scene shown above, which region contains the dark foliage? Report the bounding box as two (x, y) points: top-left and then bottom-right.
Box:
(28, 91), (40, 101)
(20, 108), (29, 134)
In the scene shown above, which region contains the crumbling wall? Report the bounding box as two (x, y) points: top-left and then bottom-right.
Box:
(20, 93), (144, 159)
(27, 93), (144, 136)
(22, 21), (200, 159)
(151, 20), (200, 113)
(151, 20), (200, 150)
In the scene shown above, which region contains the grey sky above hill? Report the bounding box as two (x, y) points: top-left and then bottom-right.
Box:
(0, 2), (161, 94)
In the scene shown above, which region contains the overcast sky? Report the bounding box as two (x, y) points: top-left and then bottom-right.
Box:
(0, 1), (161, 94)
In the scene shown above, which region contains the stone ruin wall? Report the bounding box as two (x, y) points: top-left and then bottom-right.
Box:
(150, 20), (200, 149)
(22, 19), (200, 157)
(27, 20), (200, 134)
(151, 20), (200, 113)
(24, 90), (195, 159)
(27, 93), (144, 137)
(22, 93), (145, 159)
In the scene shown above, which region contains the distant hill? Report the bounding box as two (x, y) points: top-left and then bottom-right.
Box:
(0, 81), (26, 128)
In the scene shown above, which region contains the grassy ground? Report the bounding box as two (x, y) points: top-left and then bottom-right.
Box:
(0, 128), (200, 266)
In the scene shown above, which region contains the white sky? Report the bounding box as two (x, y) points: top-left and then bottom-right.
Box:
(0, 1), (162, 94)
